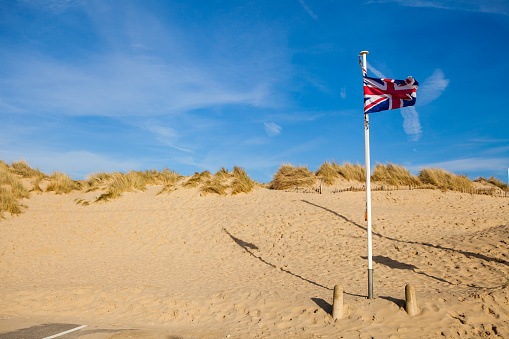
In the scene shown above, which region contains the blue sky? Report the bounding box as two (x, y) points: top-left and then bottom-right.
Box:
(1, 0), (508, 183)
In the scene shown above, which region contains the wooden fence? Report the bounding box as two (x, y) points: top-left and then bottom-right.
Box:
(285, 184), (509, 198)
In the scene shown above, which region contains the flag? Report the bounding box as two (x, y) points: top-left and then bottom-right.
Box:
(363, 76), (418, 113)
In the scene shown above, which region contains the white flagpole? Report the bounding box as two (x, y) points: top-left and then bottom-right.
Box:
(360, 50), (374, 299)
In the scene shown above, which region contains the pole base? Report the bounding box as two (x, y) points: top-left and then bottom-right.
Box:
(368, 269), (374, 299)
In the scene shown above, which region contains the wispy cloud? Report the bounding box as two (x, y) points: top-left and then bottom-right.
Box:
(400, 69), (448, 140)
(1, 3), (290, 118)
(299, 0), (319, 20)
(264, 122), (282, 136)
(366, 61), (386, 79)
(142, 122), (192, 153)
(340, 88), (346, 99)
(418, 69), (449, 105)
(409, 157), (509, 176)
(20, 0), (84, 13)
(1, 52), (273, 117)
(366, 63), (448, 141)
(366, 61), (423, 140)
(400, 106), (422, 141)
(367, 0), (508, 15)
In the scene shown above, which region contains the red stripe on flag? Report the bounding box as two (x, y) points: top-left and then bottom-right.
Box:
(364, 97), (386, 112)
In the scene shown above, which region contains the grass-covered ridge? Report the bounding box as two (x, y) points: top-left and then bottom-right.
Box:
(270, 164), (316, 190)
(1, 158), (507, 216)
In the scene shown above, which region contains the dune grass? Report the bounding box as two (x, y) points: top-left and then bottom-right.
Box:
(10, 160), (46, 180)
(270, 164), (316, 190)
(371, 163), (422, 186)
(95, 171), (148, 201)
(418, 168), (473, 191)
(201, 177), (229, 196)
(156, 169), (183, 194)
(214, 167), (231, 180)
(46, 171), (81, 194)
(475, 176), (508, 192)
(183, 171), (212, 188)
(336, 162), (366, 182)
(0, 162), (30, 215)
(88, 169), (184, 200)
(315, 161), (340, 186)
(231, 166), (255, 195)
(200, 167), (255, 195)
(85, 172), (113, 191)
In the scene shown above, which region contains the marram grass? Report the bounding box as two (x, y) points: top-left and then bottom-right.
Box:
(0, 162), (30, 215)
(182, 171), (211, 188)
(371, 163), (421, 186)
(10, 160), (46, 180)
(475, 176), (509, 192)
(46, 171), (81, 194)
(315, 161), (340, 186)
(270, 164), (316, 190)
(418, 168), (473, 191)
(336, 162), (366, 182)
(231, 166), (255, 195)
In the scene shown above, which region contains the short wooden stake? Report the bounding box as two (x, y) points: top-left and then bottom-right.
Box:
(332, 285), (343, 320)
(405, 284), (418, 316)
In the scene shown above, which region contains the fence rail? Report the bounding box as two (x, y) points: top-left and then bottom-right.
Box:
(284, 184), (509, 197)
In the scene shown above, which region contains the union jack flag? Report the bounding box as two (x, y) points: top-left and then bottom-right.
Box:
(363, 76), (418, 113)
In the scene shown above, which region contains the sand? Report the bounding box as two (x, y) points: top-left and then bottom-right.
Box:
(0, 185), (508, 338)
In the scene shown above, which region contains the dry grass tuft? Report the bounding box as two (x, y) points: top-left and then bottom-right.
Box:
(157, 169), (183, 195)
(371, 163), (422, 186)
(270, 164), (316, 190)
(231, 166), (255, 195)
(200, 167), (256, 195)
(85, 172), (113, 192)
(159, 168), (182, 185)
(183, 171), (211, 188)
(475, 176), (508, 192)
(10, 160), (46, 180)
(46, 171), (81, 194)
(96, 171), (147, 201)
(337, 162), (366, 182)
(201, 178), (228, 195)
(214, 167), (231, 180)
(316, 161), (340, 186)
(0, 164), (30, 215)
(419, 168), (473, 191)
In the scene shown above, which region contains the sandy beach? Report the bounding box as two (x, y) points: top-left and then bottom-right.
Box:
(1, 184), (508, 338)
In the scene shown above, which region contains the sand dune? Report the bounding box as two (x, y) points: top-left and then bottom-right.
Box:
(1, 185), (508, 338)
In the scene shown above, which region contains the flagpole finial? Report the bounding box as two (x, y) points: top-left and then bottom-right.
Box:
(360, 51), (369, 55)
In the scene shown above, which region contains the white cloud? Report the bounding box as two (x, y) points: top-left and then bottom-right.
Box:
(418, 69), (449, 105)
(264, 122), (282, 136)
(366, 61), (386, 79)
(340, 88), (346, 99)
(299, 0), (319, 20)
(368, 0), (509, 15)
(409, 157), (509, 175)
(1, 2), (290, 118)
(400, 106), (422, 141)
(0, 53), (272, 117)
(143, 122), (192, 153)
(20, 0), (84, 13)
(365, 63), (448, 141)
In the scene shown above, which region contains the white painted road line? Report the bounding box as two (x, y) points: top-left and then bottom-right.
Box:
(42, 325), (88, 339)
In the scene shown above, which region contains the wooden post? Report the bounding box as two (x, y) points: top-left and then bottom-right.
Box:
(332, 285), (343, 320)
(405, 284), (419, 316)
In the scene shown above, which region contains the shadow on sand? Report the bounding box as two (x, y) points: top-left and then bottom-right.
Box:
(301, 200), (508, 267)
